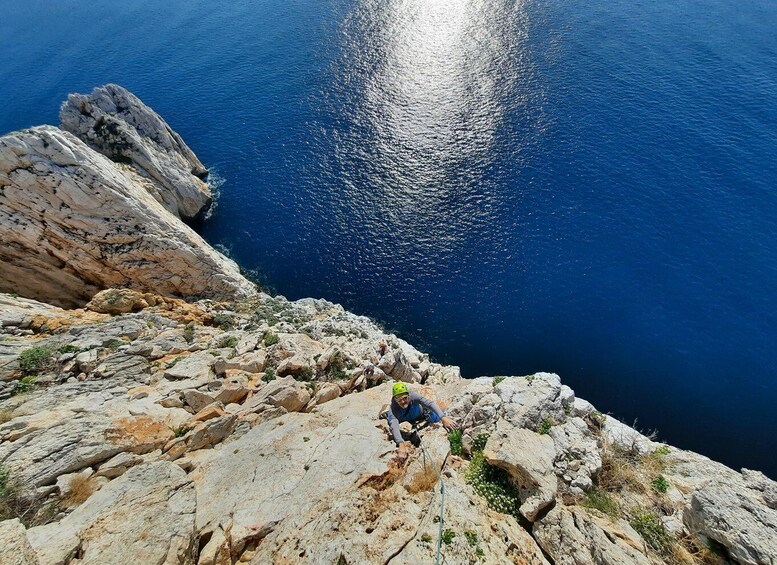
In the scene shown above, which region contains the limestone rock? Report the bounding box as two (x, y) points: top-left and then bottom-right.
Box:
(26, 461), (196, 565)
(94, 451), (143, 479)
(483, 422), (557, 521)
(685, 478), (777, 565)
(533, 505), (651, 565)
(550, 418), (601, 492)
(239, 376), (310, 415)
(182, 389), (216, 412)
(60, 83), (210, 220)
(86, 288), (150, 314)
(0, 126), (256, 307)
(164, 351), (216, 381)
(0, 519), (40, 565)
(305, 381), (341, 411)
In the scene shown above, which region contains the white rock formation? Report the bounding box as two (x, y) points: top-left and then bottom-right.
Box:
(0, 122), (256, 307)
(60, 83), (210, 220)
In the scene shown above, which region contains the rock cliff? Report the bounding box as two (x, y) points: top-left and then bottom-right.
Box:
(0, 92), (256, 307)
(1, 86), (775, 565)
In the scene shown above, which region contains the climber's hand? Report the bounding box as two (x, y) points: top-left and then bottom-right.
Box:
(441, 416), (458, 432)
(396, 442), (410, 463)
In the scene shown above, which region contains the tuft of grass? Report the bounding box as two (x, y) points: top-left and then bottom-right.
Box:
(61, 474), (96, 508)
(464, 530), (478, 546)
(538, 417), (554, 435)
(217, 335), (238, 349)
(0, 409), (13, 425)
(13, 376), (36, 396)
(653, 445), (671, 456)
(630, 511), (671, 553)
(0, 465), (58, 526)
(105, 339), (123, 351)
(263, 332), (279, 347)
(581, 488), (620, 517)
(441, 529), (456, 545)
(167, 356), (185, 369)
(420, 533), (432, 544)
(18, 347), (54, 375)
(448, 429), (463, 456)
(182, 323), (195, 343)
(57, 344), (81, 355)
(492, 376), (505, 386)
(651, 475), (669, 494)
(297, 366), (314, 381)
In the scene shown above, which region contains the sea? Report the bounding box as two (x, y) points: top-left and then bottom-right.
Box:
(1, 0), (775, 477)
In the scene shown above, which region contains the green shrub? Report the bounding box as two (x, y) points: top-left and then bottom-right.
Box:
(263, 332), (279, 346)
(297, 366), (314, 381)
(441, 529), (456, 545)
(538, 417), (554, 435)
(472, 433), (489, 453)
(167, 356), (184, 368)
(18, 347), (54, 375)
(262, 368), (276, 382)
(212, 313), (234, 330)
(492, 376), (505, 386)
(465, 452), (520, 517)
(172, 424), (191, 438)
(420, 533), (432, 544)
(630, 511), (670, 553)
(581, 488), (620, 517)
(105, 339), (123, 351)
(651, 475), (669, 494)
(12, 376), (36, 395)
(653, 445), (670, 456)
(464, 530), (478, 546)
(57, 345), (81, 355)
(182, 323), (195, 343)
(217, 335), (238, 349)
(447, 429), (463, 456)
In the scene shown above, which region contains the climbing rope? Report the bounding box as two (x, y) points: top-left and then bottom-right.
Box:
(420, 443), (446, 565)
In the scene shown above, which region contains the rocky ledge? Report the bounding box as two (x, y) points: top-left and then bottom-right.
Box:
(0, 290), (775, 565)
(0, 85), (774, 565)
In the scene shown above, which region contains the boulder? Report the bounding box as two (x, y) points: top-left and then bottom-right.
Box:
(550, 418), (601, 492)
(26, 461), (196, 565)
(533, 505), (651, 565)
(181, 389), (216, 412)
(0, 519), (40, 565)
(86, 288), (150, 314)
(483, 421), (557, 521)
(684, 478), (777, 565)
(0, 126), (256, 307)
(239, 376), (310, 415)
(164, 351), (216, 381)
(60, 83), (210, 220)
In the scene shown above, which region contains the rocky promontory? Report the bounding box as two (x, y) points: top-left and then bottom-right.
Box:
(0, 86), (774, 565)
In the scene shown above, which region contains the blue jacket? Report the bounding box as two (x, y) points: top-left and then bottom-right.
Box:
(387, 390), (444, 445)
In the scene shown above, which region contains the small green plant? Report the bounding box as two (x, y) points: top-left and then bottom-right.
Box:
(581, 488), (620, 517)
(172, 424), (191, 438)
(303, 436), (310, 442)
(262, 368), (276, 382)
(303, 464), (310, 471)
(475, 547), (485, 558)
(18, 347), (54, 375)
(492, 376), (505, 386)
(297, 366), (314, 381)
(447, 429), (463, 456)
(653, 445), (670, 456)
(263, 332), (279, 346)
(217, 335), (238, 349)
(538, 417), (554, 435)
(12, 376), (36, 396)
(105, 339), (123, 351)
(464, 530), (478, 546)
(525, 375), (535, 385)
(57, 344), (81, 355)
(167, 356), (184, 368)
(441, 529), (456, 545)
(212, 313), (234, 330)
(651, 475), (669, 493)
(630, 511), (670, 553)
(182, 323), (195, 343)
(420, 533), (432, 544)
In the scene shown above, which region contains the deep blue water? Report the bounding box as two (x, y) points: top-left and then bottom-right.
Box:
(1, 0), (776, 477)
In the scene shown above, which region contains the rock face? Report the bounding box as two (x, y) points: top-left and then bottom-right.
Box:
(0, 125), (256, 306)
(60, 83), (210, 221)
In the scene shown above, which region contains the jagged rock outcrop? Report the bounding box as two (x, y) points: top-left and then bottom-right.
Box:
(1, 292), (776, 565)
(60, 83), (210, 221)
(0, 125), (256, 307)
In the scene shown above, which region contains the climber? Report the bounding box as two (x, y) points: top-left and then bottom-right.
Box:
(386, 382), (458, 457)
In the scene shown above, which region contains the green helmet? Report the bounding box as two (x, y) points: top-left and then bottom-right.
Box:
(392, 382), (409, 397)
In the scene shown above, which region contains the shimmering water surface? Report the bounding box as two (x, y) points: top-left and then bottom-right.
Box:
(2, 0), (776, 476)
